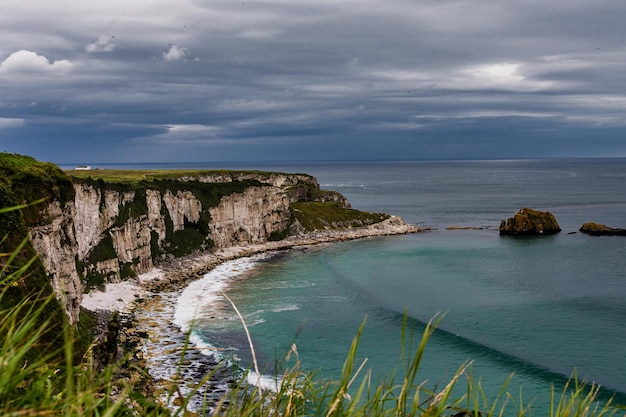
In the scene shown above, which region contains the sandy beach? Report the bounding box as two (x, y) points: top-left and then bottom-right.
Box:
(81, 268), (164, 312)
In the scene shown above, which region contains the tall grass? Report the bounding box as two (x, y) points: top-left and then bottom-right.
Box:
(0, 203), (166, 416)
(1, 202), (622, 416)
(1, 241), (130, 415)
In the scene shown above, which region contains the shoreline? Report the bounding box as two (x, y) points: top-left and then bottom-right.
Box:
(80, 216), (421, 412)
(82, 215), (421, 313)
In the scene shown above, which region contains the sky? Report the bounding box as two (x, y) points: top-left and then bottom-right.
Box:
(1, 0), (626, 164)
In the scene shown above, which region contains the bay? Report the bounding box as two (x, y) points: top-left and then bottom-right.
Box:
(177, 158), (626, 411)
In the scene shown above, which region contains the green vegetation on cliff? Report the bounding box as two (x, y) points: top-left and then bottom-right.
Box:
(0, 154), (77, 360)
(291, 201), (390, 231)
(68, 168), (296, 184)
(0, 154), (70, 227)
(1, 153), (74, 226)
(74, 175), (264, 216)
(75, 175), (263, 262)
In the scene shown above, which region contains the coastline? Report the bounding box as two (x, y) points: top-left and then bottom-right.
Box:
(74, 159), (626, 415)
(82, 215), (420, 312)
(80, 216), (421, 412)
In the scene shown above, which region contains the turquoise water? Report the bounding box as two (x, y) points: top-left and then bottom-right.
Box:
(174, 159), (626, 411)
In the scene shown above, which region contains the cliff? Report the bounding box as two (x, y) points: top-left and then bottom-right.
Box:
(1, 154), (413, 325)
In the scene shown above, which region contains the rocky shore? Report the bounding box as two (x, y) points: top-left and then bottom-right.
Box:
(81, 215), (421, 413)
(83, 215), (420, 310)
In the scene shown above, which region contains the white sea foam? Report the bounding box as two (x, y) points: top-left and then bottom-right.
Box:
(272, 304), (300, 313)
(173, 254), (268, 333)
(138, 252), (279, 414)
(247, 318), (266, 327)
(171, 252), (277, 375)
(246, 370), (282, 392)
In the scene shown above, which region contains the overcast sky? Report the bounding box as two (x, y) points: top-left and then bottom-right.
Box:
(1, 0), (625, 164)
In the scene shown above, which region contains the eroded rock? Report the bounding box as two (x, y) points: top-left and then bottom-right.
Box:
(499, 208), (561, 236)
(580, 222), (626, 236)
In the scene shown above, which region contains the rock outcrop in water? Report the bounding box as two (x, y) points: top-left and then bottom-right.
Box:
(579, 222), (626, 236)
(499, 208), (561, 236)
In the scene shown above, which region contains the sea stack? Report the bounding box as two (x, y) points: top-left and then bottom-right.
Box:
(499, 208), (561, 236)
(580, 222), (626, 236)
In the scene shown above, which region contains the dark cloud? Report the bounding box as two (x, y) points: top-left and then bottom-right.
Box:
(0, 0), (625, 163)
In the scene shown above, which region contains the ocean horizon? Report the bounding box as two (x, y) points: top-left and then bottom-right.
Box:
(59, 156), (626, 171)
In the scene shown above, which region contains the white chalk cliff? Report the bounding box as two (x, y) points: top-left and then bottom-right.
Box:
(28, 171), (414, 324)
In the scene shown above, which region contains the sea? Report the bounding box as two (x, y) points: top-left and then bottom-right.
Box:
(69, 158), (626, 412)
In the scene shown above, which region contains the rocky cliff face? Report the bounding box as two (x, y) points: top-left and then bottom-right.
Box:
(208, 186), (291, 247)
(29, 199), (83, 324)
(27, 172), (353, 324)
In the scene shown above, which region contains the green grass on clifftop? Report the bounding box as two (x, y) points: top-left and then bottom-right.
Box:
(1, 153), (75, 224)
(67, 168), (296, 184)
(291, 201), (390, 231)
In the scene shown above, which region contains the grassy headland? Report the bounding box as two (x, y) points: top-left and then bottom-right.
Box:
(291, 201), (390, 231)
(67, 168), (302, 183)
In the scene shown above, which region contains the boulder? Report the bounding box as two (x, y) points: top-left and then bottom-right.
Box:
(580, 222), (626, 236)
(499, 208), (561, 236)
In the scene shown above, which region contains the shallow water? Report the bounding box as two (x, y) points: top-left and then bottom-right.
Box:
(173, 158), (626, 411)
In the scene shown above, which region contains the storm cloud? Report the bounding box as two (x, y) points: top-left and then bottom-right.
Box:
(1, 0), (625, 163)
